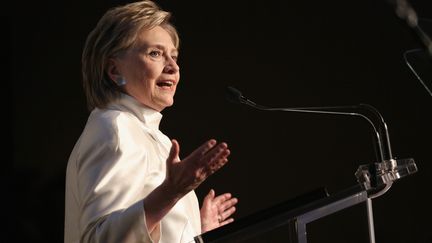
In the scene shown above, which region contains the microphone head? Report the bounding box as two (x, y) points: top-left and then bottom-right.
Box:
(225, 86), (243, 104)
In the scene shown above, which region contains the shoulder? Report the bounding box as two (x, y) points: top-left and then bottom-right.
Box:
(81, 108), (149, 148)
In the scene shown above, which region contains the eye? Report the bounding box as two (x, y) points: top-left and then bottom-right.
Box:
(171, 55), (178, 62)
(149, 50), (162, 57)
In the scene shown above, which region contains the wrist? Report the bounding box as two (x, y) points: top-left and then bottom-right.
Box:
(159, 179), (184, 203)
(143, 181), (184, 231)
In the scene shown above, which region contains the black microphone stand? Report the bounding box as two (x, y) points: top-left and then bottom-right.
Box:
(386, 0), (432, 96)
(194, 87), (418, 243)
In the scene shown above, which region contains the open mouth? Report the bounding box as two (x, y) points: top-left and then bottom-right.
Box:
(156, 80), (175, 88)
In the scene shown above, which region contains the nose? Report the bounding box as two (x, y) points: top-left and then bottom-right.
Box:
(164, 56), (180, 74)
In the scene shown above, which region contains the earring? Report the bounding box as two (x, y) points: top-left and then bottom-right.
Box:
(117, 77), (126, 86)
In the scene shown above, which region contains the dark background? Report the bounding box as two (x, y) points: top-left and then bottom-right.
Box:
(5, 0), (432, 242)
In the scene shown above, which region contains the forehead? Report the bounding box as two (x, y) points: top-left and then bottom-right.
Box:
(135, 26), (177, 51)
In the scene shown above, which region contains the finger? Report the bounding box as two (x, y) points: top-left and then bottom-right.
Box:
(199, 139), (218, 155)
(198, 142), (227, 162)
(205, 149), (230, 174)
(203, 159), (227, 177)
(203, 189), (215, 206)
(207, 189), (215, 199)
(219, 217), (234, 227)
(220, 206), (236, 220)
(205, 142), (228, 159)
(201, 144), (229, 167)
(213, 193), (232, 205)
(204, 158), (229, 177)
(188, 139), (217, 161)
(194, 142), (229, 170)
(193, 144), (229, 183)
(219, 197), (238, 212)
(167, 139), (180, 166)
(209, 141), (228, 151)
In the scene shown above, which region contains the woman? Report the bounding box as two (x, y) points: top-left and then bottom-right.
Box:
(64, 1), (238, 242)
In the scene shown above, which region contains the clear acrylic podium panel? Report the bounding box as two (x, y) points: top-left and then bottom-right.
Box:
(194, 185), (369, 243)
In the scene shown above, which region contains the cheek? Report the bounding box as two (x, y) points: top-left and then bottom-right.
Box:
(124, 57), (164, 88)
(129, 65), (153, 85)
(142, 62), (163, 79)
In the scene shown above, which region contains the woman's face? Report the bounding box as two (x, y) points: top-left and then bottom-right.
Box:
(111, 26), (180, 111)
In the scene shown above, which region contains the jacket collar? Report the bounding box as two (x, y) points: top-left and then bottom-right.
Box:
(108, 94), (163, 131)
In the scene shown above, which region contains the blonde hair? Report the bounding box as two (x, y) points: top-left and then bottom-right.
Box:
(82, 0), (179, 110)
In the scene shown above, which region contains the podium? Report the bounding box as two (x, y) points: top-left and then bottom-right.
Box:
(193, 158), (417, 243)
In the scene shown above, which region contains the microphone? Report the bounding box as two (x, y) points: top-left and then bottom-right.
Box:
(225, 86), (417, 194)
(384, 0), (432, 96)
(385, 0), (432, 56)
(225, 86), (259, 107)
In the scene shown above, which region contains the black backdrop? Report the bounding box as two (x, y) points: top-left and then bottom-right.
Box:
(6, 0), (432, 242)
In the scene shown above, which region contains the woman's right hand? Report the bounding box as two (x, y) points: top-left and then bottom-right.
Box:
(163, 139), (231, 197)
(143, 139), (230, 235)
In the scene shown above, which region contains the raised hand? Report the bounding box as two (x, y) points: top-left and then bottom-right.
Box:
(164, 139), (231, 197)
(200, 189), (238, 233)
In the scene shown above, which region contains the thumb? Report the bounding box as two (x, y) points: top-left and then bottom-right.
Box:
(205, 189), (215, 201)
(167, 139), (180, 166)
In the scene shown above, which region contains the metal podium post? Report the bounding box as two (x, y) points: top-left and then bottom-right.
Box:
(292, 188), (368, 243)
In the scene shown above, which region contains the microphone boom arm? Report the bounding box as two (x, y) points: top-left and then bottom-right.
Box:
(231, 87), (418, 196)
(244, 100), (392, 162)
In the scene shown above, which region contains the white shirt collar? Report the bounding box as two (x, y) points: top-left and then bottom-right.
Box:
(108, 94), (163, 131)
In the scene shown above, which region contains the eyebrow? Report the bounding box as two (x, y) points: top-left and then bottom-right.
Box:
(143, 43), (178, 55)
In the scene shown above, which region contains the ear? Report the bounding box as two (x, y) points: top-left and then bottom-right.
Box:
(106, 58), (124, 85)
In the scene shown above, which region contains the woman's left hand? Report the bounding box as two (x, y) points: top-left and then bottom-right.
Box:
(200, 189), (238, 233)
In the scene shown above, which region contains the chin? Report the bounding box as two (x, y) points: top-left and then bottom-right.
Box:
(158, 100), (174, 110)
(165, 101), (174, 108)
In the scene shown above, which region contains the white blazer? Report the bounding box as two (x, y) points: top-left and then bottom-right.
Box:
(64, 94), (201, 243)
